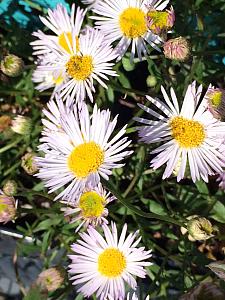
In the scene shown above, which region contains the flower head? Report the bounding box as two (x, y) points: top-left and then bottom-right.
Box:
(135, 81), (225, 182)
(3, 180), (17, 196)
(11, 116), (32, 135)
(36, 267), (65, 292)
(1, 54), (24, 77)
(36, 99), (132, 201)
(0, 194), (16, 223)
(206, 86), (225, 119)
(21, 153), (38, 175)
(91, 0), (171, 61)
(68, 222), (152, 300)
(61, 184), (115, 231)
(163, 37), (189, 61)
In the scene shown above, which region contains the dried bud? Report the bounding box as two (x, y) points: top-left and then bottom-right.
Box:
(206, 87), (225, 119)
(11, 115), (32, 135)
(21, 152), (38, 175)
(179, 282), (225, 300)
(3, 180), (17, 196)
(1, 54), (24, 77)
(0, 115), (12, 133)
(146, 75), (157, 87)
(163, 37), (190, 61)
(36, 267), (65, 292)
(187, 216), (214, 241)
(0, 194), (16, 223)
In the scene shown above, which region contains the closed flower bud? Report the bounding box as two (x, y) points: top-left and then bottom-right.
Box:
(206, 87), (225, 119)
(36, 267), (65, 292)
(146, 75), (157, 87)
(0, 115), (12, 133)
(179, 282), (225, 300)
(3, 180), (17, 196)
(163, 37), (190, 61)
(0, 194), (16, 223)
(11, 115), (32, 135)
(21, 152), (38, 175)
(187, 216), (214, 241)
(1, 54), (24, 77)
(122, 57), (135, 72)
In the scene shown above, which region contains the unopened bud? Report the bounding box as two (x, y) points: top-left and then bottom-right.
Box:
(11, 115), (32, 135)
(146, 75), (157, 87)
(36, 267), (65, 292)
(0, 115), (12, 133)
(1, 54), (24, 77)
(179, 282), (225, 300)
(206, 87), (225, 119)
(122, 57), (135, 72)
(3, 180), (17, 196)
(21, 152), (38, 175)
(187, 216), (214, 241)
(0, 194), (16, 223)
(163, 37), (190, 61)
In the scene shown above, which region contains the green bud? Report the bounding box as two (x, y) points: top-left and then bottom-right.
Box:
(146, 75), (157, 88)
(1, 54), (24, 77)
(11, 115), (32, 135)
(122, 57), (135, 72)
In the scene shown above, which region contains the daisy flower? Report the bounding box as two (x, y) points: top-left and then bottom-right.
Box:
(91, 0), (173, 61)
(68, 222), (152, 300)
(31, 4), (86, 56)
(61, 183), (115, 232)
(35, 27), (117, 103)
(135, 81), (225, 182)
(36, 100), (133, 201)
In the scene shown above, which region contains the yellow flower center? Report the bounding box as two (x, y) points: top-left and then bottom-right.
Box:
(210, 91), (222, 108)
(67, 142), (104, 178)
(0, 203), (7, 213)
(119, 7), (147, 38)
(147, 11), (169, 31)
(79, 191), (105, 218)
(170, 116), (205, 148)
(66, 55), (93, 81)
(52, 74), (64, 85)
(58, 32), (73, 54)
(98, 248), (127, 277)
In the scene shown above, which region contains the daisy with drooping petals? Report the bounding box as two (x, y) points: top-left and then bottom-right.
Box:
(35, 27), (117, 103)
(36, 100), (133, 201)
(91, 0), (172, 61)
(61, 183), (115, 232)
(135, 81), (225, 182)
(68, 222), (152, 300)
(31, 4), (86, 56)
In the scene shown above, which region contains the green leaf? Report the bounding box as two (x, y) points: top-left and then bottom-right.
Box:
(195, 180), (208, 194)
(149, 200), (167, 216)
(211, 201), (225, 223)
(33, 218), (62, 232)
(23, 286), (47, 300)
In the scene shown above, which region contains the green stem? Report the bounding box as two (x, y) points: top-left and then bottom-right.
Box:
(104, 180), (183, 227)
(0, 138), (23, 154)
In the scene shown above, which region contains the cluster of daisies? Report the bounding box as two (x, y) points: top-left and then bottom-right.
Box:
(30, 1), (225, 299)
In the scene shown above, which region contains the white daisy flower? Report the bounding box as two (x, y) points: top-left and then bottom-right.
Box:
(61, 183), (115, 232)
(91, 0), (172, 61)
(135, 81), (225, 182)
(35, 27), (117, 104)
(31, 4), (86, 56)
(68, 222), (152, 300)
(36, 100), (133, 201)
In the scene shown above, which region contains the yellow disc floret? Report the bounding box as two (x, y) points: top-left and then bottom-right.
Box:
(58, 32), (73, 54)
(68, 142), (104, 178)
(147, 11), (169, 31)
(170, 116), (205, 148)
(210, 91), (222, 108)
(66, 55), (93, 81)
(119, 7), (147, 38)
(79, 191), (105, 218)
(98, 248), (127, 277)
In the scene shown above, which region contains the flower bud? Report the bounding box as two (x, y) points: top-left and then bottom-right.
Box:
(122, 57), (135, 72)
(36, 267), (65, 292)
(11, 115), (32, 135)
(0, 194), (16, 223)
(163, 37), (190, 61)
(206, 87), (225, 119)
(146, 75), (157, 87)
(0, 115), (12, 133)
(3, 180), (17, 196)
(21, 152), (38, 175)
(179, 282), (225, 300)
(1, 54), (24, 77)
(187, 216), (214, 241)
